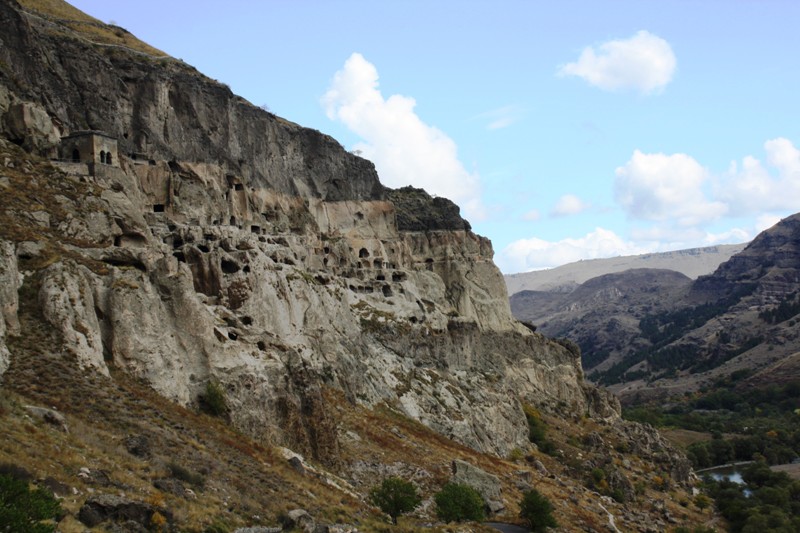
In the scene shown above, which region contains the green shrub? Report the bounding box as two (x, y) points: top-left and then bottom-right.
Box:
(201, 380), (227, 417)
(369, 477), (421, 524)
(694, 493), (712, 512)
(519, 488), (558, 532)
(434, 483), (485, 523)
(523, 406), (558, 455)
(0, 473), (62, 533)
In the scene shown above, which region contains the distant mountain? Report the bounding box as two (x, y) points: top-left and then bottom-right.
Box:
(505, 244), (747, 296)
(511, 268), (692, 373)
(510, 217), (800, 404)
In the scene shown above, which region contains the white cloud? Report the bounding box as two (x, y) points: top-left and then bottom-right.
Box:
(474, 105), (524, 130)
(703, 228), (752, 245)
(550, 194), (590, 217)
(322, 53), (485, 219)
(721, 137), (800, 214)
(499, 227), (649, 272)
(614, 150), (727, 226)
(629, 224), (749, 247)
(522, 209), (541, 221)
(559, 30), (676, 94)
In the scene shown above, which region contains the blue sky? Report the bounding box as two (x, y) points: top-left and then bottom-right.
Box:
(69, 1), (800, 273)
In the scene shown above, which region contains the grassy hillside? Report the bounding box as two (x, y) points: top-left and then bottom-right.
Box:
(17, 0), (166, 57)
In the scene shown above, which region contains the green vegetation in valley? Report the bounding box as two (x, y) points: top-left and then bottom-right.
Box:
(625, 379), (800, 532)
(702, 461), (800, 532)
(624, 379), (800, 468)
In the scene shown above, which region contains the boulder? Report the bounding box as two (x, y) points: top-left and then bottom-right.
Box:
(23, 405), (68, 433)
(153, 478), (187, 497)
(78, 494), (167, 529)
(124, 434), (151, 459)
(283, 509), (316, 533)
(450, 459), (501, 502)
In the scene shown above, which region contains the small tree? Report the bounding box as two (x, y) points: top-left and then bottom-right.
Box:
(369, 477), (420, 524)
(434, 483), (485, 523)
(200, 380), (227, 417)
(694, 493), (712, 512)
(519, 488), (558, 532)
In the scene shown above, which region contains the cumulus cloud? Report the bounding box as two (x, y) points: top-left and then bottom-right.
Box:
(559, 30), (676, 94)
(499, 227), (648, 272)
(550, 194), (590, 217)
(614, 150), (727, 226)
(721, 137), (800, 214)
(322, 53), (485, 219)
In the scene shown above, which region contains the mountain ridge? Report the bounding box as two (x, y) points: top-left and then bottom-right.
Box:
(510, 215), (800, 405)
(505, 243), (747, 295)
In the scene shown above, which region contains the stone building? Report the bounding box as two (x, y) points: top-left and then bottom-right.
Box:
(60, 131), (118, 167)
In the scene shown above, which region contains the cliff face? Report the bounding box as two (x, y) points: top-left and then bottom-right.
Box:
(0, 0), (616, 462)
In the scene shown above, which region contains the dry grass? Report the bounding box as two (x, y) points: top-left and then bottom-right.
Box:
(17, 0), (166, 57)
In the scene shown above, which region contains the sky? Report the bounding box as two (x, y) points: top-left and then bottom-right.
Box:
(68, 0), (800, 273)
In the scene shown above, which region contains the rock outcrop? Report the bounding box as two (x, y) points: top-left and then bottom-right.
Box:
(0, 0), (612, 462)
(0, 240), (20, 379)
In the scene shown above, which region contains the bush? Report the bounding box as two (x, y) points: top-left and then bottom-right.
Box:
(434, 483), (485, 523)
(0, 473), (62, 533)
(167, 461), (205, 488)
(369, 477), (420, 524)
(523, 406), (558, 455)
(694, 493), (712, 512)
(519, 488), (558, 532)
(200, 380), (227, 417)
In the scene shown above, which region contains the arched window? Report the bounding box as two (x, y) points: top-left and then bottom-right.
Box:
(72, 149), (80, 162)
(106, 152), (112, 165)
(100, 151), (106, 164)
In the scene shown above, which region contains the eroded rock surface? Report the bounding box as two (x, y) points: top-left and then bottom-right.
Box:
(0, 0), (616, 462)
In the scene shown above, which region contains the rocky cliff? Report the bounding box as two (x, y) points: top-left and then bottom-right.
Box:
(0, 0), (621, 462)
(0, 2), (712, 530)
